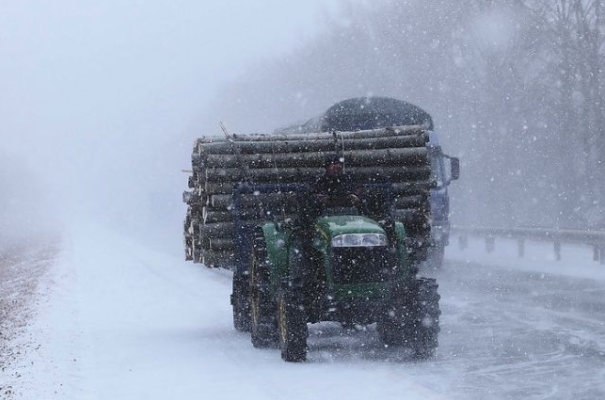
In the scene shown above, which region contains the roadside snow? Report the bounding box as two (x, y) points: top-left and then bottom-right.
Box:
(0, 241), (58, 399)
(8, 223), (447, 400)
(8, 226), (604, 399)
(446, 235), (605, 281)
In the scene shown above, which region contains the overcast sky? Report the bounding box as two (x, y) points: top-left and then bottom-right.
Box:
(0, 0), (348, 246)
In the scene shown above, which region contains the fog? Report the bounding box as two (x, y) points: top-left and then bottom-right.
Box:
(3, 3), (605, 397)
(204, 0), (605, 232)
(2, 0), (604, 253)
(0, 0), (344, 251)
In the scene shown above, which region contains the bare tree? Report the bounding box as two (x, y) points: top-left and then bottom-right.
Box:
(204, 0), (605, 229)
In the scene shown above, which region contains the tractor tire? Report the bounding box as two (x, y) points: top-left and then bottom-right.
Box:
(408, 277), (440, 359)
(377, 285), (414, 346)
(250, 231), (278, 348)
(277, 286), (308, 362)
(231, 272), (251, 332)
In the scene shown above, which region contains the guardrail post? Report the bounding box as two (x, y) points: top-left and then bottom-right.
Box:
(486, 235), (495, 253)
(518, 239), (525, 258)
(458, 234), (468, 250)
(554, 240), (561, 261)
(451, 226), (605, 263)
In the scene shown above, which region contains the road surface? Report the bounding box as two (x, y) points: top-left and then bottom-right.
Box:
(2, 225), (604, 400)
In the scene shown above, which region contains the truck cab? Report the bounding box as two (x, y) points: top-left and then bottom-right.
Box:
(272, 97), (460, 269)
(426, 131), (460, 268)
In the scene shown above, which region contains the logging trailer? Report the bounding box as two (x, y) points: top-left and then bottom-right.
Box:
(182, 97), (458, 360)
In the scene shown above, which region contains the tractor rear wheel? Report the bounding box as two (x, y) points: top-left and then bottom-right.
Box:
(250, 231), (277, 348)
(277, 286), (307, 362)
(231, 272), (251, 332)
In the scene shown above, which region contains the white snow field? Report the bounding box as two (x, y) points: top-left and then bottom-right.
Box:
(3, 227), (605, 400)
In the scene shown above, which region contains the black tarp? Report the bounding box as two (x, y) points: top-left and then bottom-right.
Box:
(320, 97), (433, 132)
(276, 97), (433, 134)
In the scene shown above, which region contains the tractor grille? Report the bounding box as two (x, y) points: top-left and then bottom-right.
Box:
(330, 247), (394, 284)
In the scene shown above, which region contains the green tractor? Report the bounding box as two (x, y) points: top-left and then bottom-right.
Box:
(231, 183), (440, 362)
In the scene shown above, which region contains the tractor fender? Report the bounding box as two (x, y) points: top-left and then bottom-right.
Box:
(395, 222), (413, 276)
(259, 223), (290, 290)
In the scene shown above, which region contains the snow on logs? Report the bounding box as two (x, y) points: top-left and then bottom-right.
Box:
(185, 126), (434, 268)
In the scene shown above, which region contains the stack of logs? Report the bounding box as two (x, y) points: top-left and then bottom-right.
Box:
(184, 126), (434, 268)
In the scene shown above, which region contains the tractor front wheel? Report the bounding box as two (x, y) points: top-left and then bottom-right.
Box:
(377, 286), (413, 346)
(408, 277), (440, 359)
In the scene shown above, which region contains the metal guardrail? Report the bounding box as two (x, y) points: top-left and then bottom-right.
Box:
(451, 226), (605, 264)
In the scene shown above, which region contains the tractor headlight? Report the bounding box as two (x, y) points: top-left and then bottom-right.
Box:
(331, 233), (387, 248)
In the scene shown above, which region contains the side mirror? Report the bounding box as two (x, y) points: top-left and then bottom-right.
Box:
(450, 157), (460, 181)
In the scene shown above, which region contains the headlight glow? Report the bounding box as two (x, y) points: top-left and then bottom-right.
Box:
(331, 233), (387, 247)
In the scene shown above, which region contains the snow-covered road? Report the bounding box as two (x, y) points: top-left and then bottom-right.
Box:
(3, 227), (605, 399)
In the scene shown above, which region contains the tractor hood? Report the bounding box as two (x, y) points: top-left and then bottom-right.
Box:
(315, 215), (385, 240)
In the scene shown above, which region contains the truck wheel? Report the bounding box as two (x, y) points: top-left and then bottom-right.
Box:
(277, 286), (307, 362)
(250, 231), (277, 348)
(231, 272), (251, 332)
(426, 244), (445, 270)
(408, 278), (440, 359)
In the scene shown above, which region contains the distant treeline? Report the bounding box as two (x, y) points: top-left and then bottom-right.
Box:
(205, 0), (605, 230)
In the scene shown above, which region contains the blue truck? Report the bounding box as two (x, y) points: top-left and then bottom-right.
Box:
(426, 131), (459, 268)
(277, 97), (459, 268)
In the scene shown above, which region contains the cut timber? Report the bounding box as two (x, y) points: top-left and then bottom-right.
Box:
(202, 181), (435, 197)
(200, 222), (233, 236)
(204, 166), (431, 182)
(201, 250), (235, 269)
(228, 126), (426, 142)
(200, 236), (235, 251)
(209, 192), (299, 209)
(203, 207), (297, 223)
(185, 124), (435, 269)
(195, 133), (429, 156)
(202, 147), (428, 169)
(207, 193), (426, 212)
